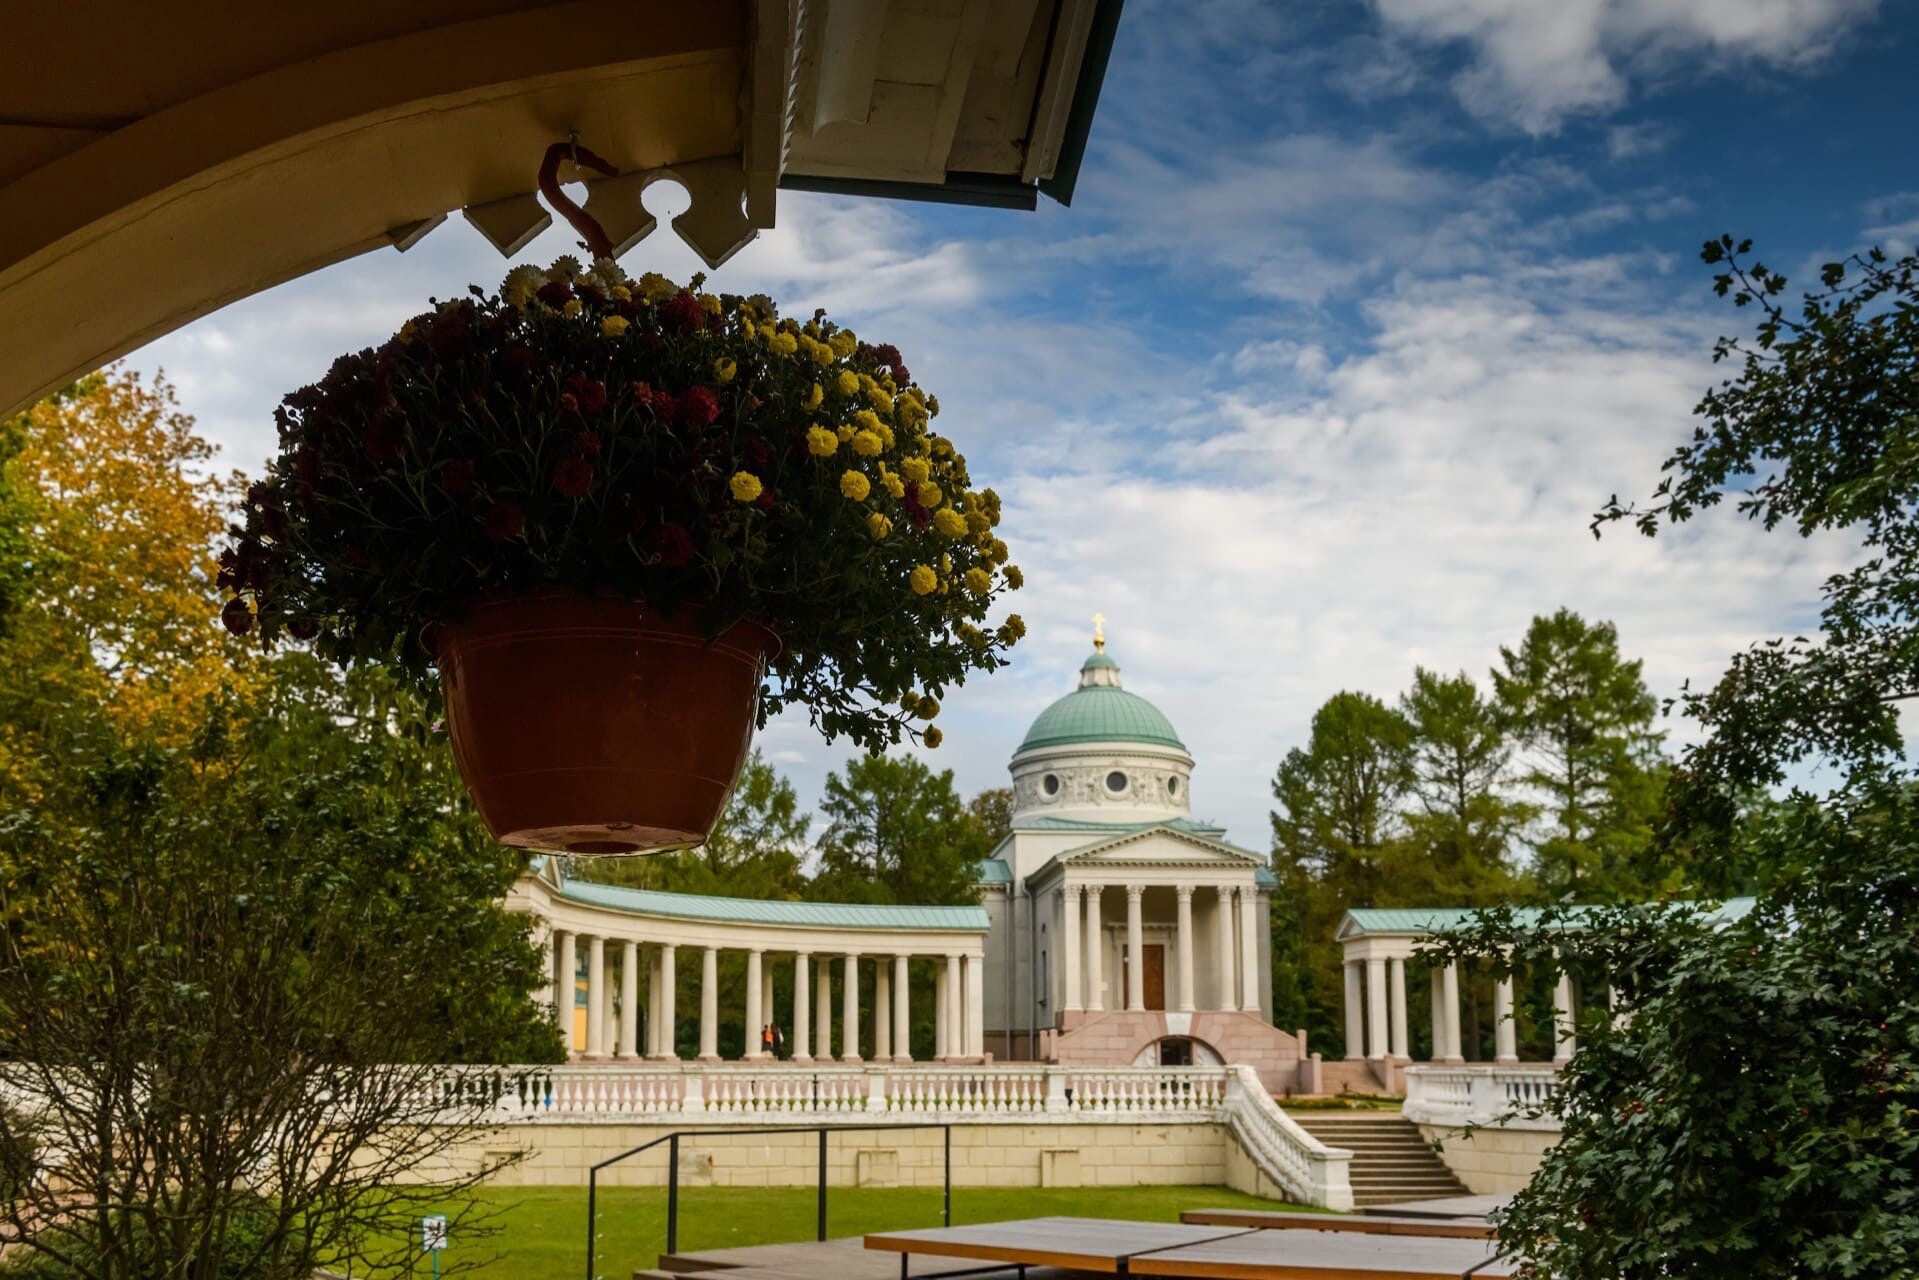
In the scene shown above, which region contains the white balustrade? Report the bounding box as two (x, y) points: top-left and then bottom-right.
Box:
(1217, 1065), (1354, 1210)
(1402, 1065), (1562, 1131)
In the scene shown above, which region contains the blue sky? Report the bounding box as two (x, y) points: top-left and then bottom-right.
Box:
(132, 0), (1919, 848)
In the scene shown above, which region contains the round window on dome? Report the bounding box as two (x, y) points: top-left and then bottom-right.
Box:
(1042, 773), (1060, 797)
(1106, 770), (1128, 793)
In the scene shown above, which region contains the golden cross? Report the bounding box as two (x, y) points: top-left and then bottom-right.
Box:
(1092, 612), (1106, 651)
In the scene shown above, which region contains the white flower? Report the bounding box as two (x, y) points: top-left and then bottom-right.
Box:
(501, 265), (544, 310)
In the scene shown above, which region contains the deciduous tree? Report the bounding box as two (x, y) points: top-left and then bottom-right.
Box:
(811, 754), (981, 906)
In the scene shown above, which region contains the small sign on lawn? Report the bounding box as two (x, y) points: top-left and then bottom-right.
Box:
(421, 1214), (449, 1252)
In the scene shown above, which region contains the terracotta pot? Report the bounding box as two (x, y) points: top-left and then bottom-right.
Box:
(436, 592), (777, 855)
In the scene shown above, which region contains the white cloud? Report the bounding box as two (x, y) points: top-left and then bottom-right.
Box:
(1370, 0), (1879, 133)
(1605, 120), (1679, 160)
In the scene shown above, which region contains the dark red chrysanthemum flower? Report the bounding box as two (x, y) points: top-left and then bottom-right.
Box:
(660, 291), (704, 333)
(648, 389), (679, 420)
(551, 455), (594, 500)
(221, 597), (254, 636)
(484, 501), (526, 542)
(500, 344), (539, 375)
(742, 438), (769, 469)
(652, 522), (695, 568)
(756, 488), (776, 511)
(576, 431), (603, 458)
(536, 280), (573, 308)
(563, 373), (607, 415)
(363, 414), (404, 465)
(680, 385), (720, 426)
(559, 391), (580, 415)
(441, 458), (477, 495)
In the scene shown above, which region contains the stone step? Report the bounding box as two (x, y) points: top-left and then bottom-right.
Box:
(1284, 1110), (1470, 1204)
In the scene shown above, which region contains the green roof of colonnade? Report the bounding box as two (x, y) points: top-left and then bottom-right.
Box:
(546, 865), (988, 931)
(1338, 897), (1758, 939)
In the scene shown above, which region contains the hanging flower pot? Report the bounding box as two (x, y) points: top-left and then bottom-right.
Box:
(436, 594), (777, 853)
(219, 254), (1027, 853)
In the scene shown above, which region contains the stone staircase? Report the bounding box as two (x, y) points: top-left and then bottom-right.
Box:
(1285, 1110), (1469, 1207)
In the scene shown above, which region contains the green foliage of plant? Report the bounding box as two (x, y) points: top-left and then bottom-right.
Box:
(1439, 239), (1919, 1276)
(811, 754), (985, 906)
(1426, 784), (1919, 1277)
(1493, 610), (1667, 897)
(222, 258), (1026, 751)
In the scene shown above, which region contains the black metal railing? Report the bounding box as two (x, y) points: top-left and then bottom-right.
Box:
(584, 1123), (952, 1280)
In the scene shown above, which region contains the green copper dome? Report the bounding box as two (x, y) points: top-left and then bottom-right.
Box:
(1016, 649), (1187, 753)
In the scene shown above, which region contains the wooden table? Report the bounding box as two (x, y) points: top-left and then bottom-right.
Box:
(864, 1217), (1255, 1278)
(863, 1217), (1512, 1280)
(1129, 1229), (1513, 1279)
(1179, 1209), (1493, 1241)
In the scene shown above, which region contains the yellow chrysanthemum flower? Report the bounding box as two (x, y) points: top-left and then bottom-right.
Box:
(916, 481), (943, 508)
(714, 357), (738, 384)
(740, 318), (757, 339)
(916, 694), (940, 720)
(851, 430), (884, 458)
(900, 457), (930, 484)
(808, 338), (836, 366)
(502, 264), (543, 309)
(805, 426), (838, 457)
(963, 567), (992, 595)
(562, 298), (584, 319)
(829, 331), (858, 358)
(867, 512), (893, 541)
(999, 614), (1026, 641)
(610, 284), (632, 302)
(923, 726), (944, 749)
(600, 315), (630, 337)
(639, 272), (676, 301)
(933, 508), (968, 538)
(881, 472), (906, 499)
(837, 424), (857, 442)
(908, 565), (937, 596)
(867, 387), (894, 415)
(836, 370), (860, 397)
(927, 394), (941, 417)
(1003, 565), (1024, 590)
(768, 331), (799, 356)
(965, 509), (992, 535)
(840, 470), (872, 501)
(729, 471), (763, 503)
(853, 409), (883, 432)
(701, 293), (723, 315)
(987, 538), (1010, 565)
(804, 383), (824, 410)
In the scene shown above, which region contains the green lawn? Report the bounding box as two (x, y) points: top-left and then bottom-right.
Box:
(411, 1184), (1311, 1280)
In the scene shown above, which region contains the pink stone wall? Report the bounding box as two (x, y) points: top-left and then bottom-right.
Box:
(1048, 1011), (1318, 1094)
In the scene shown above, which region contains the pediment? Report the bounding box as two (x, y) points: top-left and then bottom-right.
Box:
(1054, 825), (1265, 868)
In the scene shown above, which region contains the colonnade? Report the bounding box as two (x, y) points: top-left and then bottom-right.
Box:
(1342, 955), (1578, 1065)
(1057, 881), (1263, 1015)
(545, 928), (989, 1062)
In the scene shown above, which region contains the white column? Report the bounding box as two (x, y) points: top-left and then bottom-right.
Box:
(555, 930), (576, 1052)
(1441, 962), (1463, 1063)
(585, 936), (607, 1058)
(933, 960), (949, 1058)
(1554, 969), (1577, 1063)
(815, 956), (833, 1062)
(756, 959), (771, 1051)
(943, 953), (962, 1059)
(875, 961), (893, 1060)
(1174, 885), (1196, 1012)
(842, 954), (862, 1062)
(1083, 887), (1105, 1012)
(1365, 957), (1388, 1059)
(618, 941), (640, 1059)
(893, 954), (911, 1062)
(793, 952), (813, 1063)
(1494, 974), (1518, 1064)
(654, 944), (678, 1060)
(1061, 885), (1083, 1013)
(1124, 884), (1146, 1011)
(1342, 961), (1364, 1059)
(699, 947), (719, 1061)
(1216, 886), (1238, 1012)
(645, 948), (662, 1057)
(537, 922), (556, 1022)
(964, 951), (986, 1057)
(1388, 955), (1409, 1060)
(744, 949), (764, 1059)
(1428, 966), (1445, 1062)
(1238, 886), (1262, 1017)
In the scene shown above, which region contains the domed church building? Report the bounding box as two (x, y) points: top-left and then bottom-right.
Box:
(974, 623), (1320, 1093)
